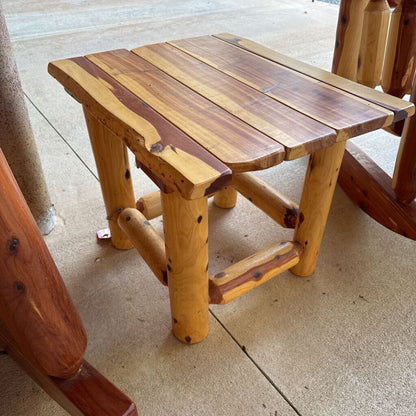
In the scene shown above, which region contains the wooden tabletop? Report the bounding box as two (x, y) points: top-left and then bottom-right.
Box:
(49, 33), (414, 198)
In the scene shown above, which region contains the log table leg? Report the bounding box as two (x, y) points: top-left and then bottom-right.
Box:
(161, 191), (209, 344)
(83, 108), (136, 249)
(291, 141), (347, 277)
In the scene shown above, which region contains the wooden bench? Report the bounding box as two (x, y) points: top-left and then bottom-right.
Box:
(49, 33), (413, 344)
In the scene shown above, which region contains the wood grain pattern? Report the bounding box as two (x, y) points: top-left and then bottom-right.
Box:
(357, 0), (390, 88)
(0, 323), (137, 416)
(393, 82), (416, 203)
(382, 0), (416, 97)
(84, 109), (136, 250)
(48, 57), (231, 200)
(0, 149), (87, 378)
(170, 35), (394, 140)
(291, 141), (347, 276)
(85, 49), (285, 171)
(232, 172), (299, 228)
(117, 208), (167, 285)
(209, 241), (303, 304)
(214, 33), (414, 123)
(136, 191), (162, 219)
(133, 43), (337, 160)
(161, 192), (209, 343)
(213, 187), (238, 209)
(332, 0), (369, 81)
(339, 141), (416, 239)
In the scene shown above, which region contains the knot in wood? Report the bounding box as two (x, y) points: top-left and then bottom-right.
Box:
(8, 237), (19, 254)
(150, 141), (165, 153)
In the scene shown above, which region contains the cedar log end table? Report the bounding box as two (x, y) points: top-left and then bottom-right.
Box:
(48, 34), (413, 344)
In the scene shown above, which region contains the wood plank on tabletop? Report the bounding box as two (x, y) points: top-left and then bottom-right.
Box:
(133, 43), (336, 160)
(85, 50), (285, 172)
(213, 33), (414, 123)
(169, 35), (394, 140)
(48, 57), (231, 200)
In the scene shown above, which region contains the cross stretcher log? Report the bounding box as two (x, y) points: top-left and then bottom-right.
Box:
(117, 207), (167, 285)
(209, 241), (303, 304)
(232, 172), (299, 228)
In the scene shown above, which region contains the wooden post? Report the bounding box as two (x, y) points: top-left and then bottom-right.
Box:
(357, 0), (391, 88)
(0, 6), (55, 235)
(117, 207), (168, 285)
(161, 191), (209, 344)
(332, 0), (369, 81)
(0, 149), (87, 378)
(382, 0), (416, 97)
(291, 141), (347, 276)
(83, 108), (136, 249)
(213, 186), (238, 208)
(393, 82), (416, 203)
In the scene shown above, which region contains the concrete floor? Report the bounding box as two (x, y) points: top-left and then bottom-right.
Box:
(1, 1), (415, 415)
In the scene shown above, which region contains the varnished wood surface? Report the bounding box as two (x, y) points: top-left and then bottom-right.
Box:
(393, 83), (416, 203)
(339, 142), (416, 240)
(357, 0), (390, 88)
(169, 35), (395, 140)
(136, 191), (163, 219)
(133, 43), (336, 160)
(0, 322), (137, 416)
(331, 0), (369, 81)
(291, 141), (347, 276)
(48, 57), (231, 200)
(209, 241), (303, 305)
(0, 149), (87, 378)
(162, 192), (209, 343)
(50, 33), (414, 188)
(214, 33), (414, 122)
(84, 109), (136, 250)
(233, 172), (299, 228)
(117, 208), (167, 285)
(382, 0), (416, 98)
(86, 49), (285, 171)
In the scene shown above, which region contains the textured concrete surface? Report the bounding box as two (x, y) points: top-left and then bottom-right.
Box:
(0, 5), (54, 233)
(0, 1), (415, 415)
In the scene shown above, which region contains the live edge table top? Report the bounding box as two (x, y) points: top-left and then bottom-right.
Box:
(48, 33), (414, 199)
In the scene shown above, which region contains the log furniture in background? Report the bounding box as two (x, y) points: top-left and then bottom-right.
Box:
(334, 0), (416, 238)
(0, 148), (137, 415)
(48, 34), (413, 344)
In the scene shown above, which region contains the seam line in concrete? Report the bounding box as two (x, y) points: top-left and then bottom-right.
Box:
(24, 92), (99, 182)
(209, 309), (302, 416)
